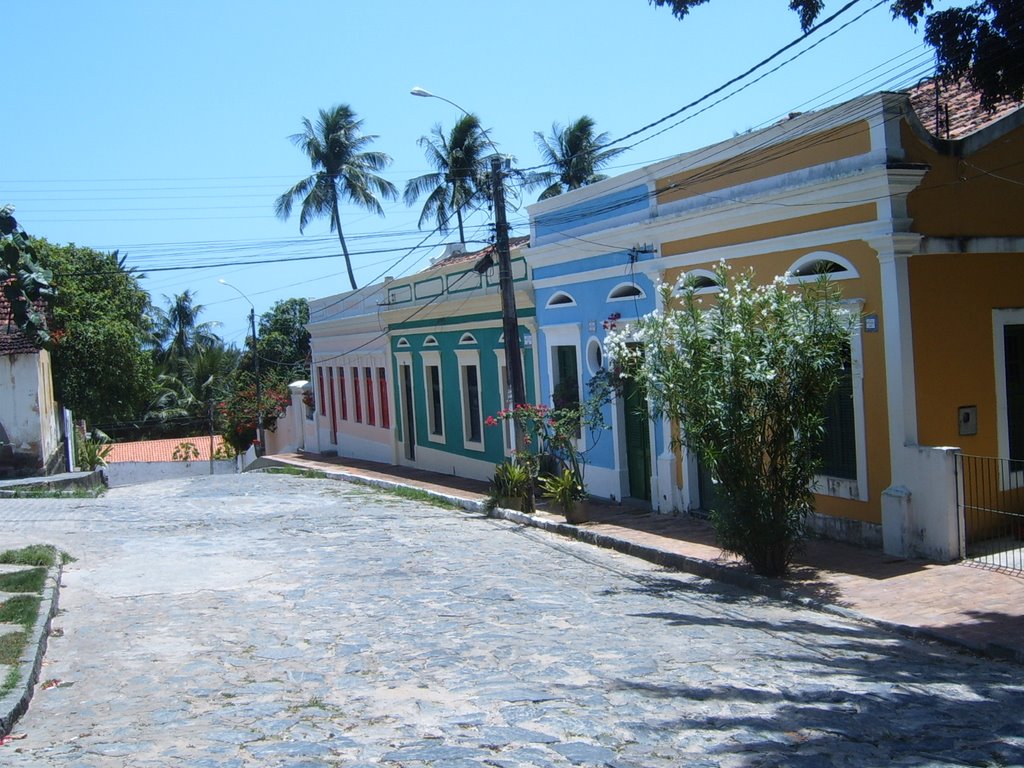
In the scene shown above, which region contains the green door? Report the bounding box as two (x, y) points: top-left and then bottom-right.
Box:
(621, 376), (651, 501)
(697, 458), (722, 517)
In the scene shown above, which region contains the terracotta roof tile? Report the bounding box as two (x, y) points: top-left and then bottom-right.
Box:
(428, 235), (530, 270)
(0, 279), (48, 355)
(908, 78), (1021, 139)
(105, 436), (227, 463)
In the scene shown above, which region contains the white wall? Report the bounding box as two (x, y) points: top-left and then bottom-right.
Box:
(106, 459), (237, 487)
(0, 350), (62, 471)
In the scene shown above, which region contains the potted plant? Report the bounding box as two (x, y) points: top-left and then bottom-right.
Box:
(540, 468), (589, 524)
(485, 458), (533, 514)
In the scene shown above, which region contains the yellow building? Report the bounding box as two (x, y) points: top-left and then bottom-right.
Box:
(528, 82), (1022, 561)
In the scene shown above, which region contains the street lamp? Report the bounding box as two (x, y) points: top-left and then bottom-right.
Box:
(219, 279), (265, 454)
(410, 87), (528, 425)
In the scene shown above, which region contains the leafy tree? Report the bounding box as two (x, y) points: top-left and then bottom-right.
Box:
(607, 264), (852, 577)
(217, 371), (291, 455)
(276, 104), (398, 291)
(531, 116), (627, 200)
(648, 0), (1023, 109)
(404, 114), (492, 244)
(0, 206), (54, 347)
(33, 239), (154, 427)
(256, 297), (310, 378)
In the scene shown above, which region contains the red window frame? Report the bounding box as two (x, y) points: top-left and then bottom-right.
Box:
(364, 366), (376, 426)
(338, 367), (348, 420)
(352, 366), (362, 422)
(377, 366), (390, 429)
(327, 366), (338, 444)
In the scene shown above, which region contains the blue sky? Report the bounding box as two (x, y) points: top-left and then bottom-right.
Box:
(3, 0), (950, 344)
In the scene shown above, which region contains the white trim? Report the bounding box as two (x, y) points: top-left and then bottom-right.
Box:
(813, 308), (868, 502)
(394, 353), (415, 463)
(423, 335), (438, 346)
(421, 350), (446, 445)
(993, 308), (1024, 489)
(875, 236), (922, 486)
(585, 336), (604, 375)
(459, 332), (477, 345)
(493, 349), (514, 455)
(396, 337), (410, 348)
(455, 349), (485, 452)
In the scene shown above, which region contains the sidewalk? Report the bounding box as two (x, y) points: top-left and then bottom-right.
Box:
(261, 451), (1024, 665)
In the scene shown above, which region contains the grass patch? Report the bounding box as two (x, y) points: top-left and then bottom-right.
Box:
(2, 665), (18, 695)
(0, 630), (28, 665)
(261, 466), (327, 479)
(0, 545), (57, 567)
(0, 568), (46, 593)
(378, 485), (462, 511)
(0, 595), (41, 630)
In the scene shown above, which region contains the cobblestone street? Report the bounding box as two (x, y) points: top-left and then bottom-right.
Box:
(2, 473), (1022, 767)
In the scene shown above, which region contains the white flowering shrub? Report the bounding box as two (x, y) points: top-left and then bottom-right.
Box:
(606, 262), (853, 576)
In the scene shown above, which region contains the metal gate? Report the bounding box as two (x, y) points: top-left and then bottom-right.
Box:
(957, 453), (1024, 574)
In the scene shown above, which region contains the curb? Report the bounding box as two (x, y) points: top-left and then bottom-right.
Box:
(256, 456), (1024, 667)
(491, 507), (1024, 666)
(0, 563), (62, 737)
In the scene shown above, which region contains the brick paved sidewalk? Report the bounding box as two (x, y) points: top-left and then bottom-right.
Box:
(261, 451), (1024, 665)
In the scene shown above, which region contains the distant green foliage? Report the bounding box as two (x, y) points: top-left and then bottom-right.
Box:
(32, 238), (154, 425)
(254, 297), (310, 378)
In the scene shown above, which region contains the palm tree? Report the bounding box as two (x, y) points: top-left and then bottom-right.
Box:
(532, 116), (627, 200)
(151, 290), (221, 368)
(404, 115), (492, 245)
(276, 105), (397, 291)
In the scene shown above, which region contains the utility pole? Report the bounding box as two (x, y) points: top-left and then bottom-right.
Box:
(250, 307), (266, 455)
(490, 154), (527, 418)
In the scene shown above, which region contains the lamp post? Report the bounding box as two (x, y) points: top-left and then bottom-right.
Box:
(219, 279), (265, 455)
(410, 87), (528, 424)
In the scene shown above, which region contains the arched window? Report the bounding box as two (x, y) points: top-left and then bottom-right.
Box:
(459, 332), (477, 345)
(607, 282), (645, 301)
(396, 337), (410, 349)
(546, 291), (576, 308)
(788, 252), (858, 283)
(423, 335), (438, 347)
(680, 269), (720, 294)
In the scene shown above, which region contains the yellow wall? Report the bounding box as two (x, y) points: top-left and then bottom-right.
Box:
(656, 120), (872, 205)
(902, 119), (1024, 237)
(911, 252), (1024, 455)
(661, 204), (876, 257)
(662, 239), (889, 525)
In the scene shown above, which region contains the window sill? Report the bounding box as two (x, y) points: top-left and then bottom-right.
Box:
(813, 475), (864, 502)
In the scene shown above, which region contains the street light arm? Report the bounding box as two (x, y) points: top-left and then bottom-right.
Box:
(409, 86), (502, 160)
(218, 278), (254, 312)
